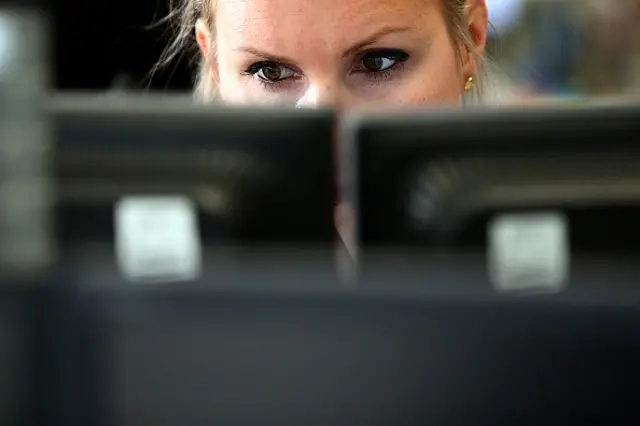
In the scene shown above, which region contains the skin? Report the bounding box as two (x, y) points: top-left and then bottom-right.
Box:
(195, 0), (488, 109)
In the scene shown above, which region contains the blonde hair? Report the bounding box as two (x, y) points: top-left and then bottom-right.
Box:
(156, 0), (489, 103)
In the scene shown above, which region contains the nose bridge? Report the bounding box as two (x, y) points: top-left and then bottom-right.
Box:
(296, 79), (345, 109)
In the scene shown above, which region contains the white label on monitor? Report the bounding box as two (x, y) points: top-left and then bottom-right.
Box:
(488, 212), (569, 294)
(115, 196), (202, 283)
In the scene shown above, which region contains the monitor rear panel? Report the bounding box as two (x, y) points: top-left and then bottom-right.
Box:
(52, 99), (338, 287)
(50, 287), (640, 426)
(347, 105), (640, 301)
(0, 285), (45, 426)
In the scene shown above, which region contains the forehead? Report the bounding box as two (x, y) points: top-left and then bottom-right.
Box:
(215, 0), (439, 49)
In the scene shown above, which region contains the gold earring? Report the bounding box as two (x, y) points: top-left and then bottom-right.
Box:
(464, 76), (473, 92)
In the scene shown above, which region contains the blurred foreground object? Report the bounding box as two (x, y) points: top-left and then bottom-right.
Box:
(0, 0), (53, 277)
(51, 94), (336, 287)
(343, 103), (640, 300)
(0, 3), (50, 426)
(46, 99), (640, 426)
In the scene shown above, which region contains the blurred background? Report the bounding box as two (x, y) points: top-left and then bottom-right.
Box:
(53, 0), (640, 99)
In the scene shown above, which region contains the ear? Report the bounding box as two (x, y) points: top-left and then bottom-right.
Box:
(461, 0), (489, 82)
(195, 18), (219, 84)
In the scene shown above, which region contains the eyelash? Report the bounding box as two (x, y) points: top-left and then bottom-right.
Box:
(353, 49), (409, 77)
(243, 49), (409, 91)
(243, 61), (296, 91)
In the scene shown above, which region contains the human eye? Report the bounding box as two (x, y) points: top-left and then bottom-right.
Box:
(352, 49), (409, 80)
(243, 61), (298, 87)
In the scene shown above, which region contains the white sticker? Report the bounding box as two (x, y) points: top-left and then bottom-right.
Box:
(488, 212), (569, 294)
(115, 196), (202, 283)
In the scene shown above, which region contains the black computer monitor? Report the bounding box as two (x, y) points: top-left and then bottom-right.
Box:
(343, 103), (640, 299)
(0, 283), (45, 426)
(46, 95), (342, 425)
(49, 285), (640, 426)
(51, 95), (336, 286)
(49, 100), (640, 426)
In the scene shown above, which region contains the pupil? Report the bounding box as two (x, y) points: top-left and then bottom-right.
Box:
(262, 66), (282, 81)
(363, 56), (384, 71)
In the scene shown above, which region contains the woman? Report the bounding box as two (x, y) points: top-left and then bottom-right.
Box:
(159, 0), (491, 107)
(155, 0), (491, 266)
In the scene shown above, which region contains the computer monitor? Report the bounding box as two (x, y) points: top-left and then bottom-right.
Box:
(46, 94), (342, 425)
(0, 283), (45, 426)
(51, 95), (336, 287)
(49, 285), (640, 426)
(48, 100), (640, 426)
(343, 103), (640, 300)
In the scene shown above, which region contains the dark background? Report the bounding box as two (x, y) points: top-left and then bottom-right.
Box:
(53, 0), (192, 91)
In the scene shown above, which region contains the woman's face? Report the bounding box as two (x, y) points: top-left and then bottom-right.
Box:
(199, 0), (485, 108)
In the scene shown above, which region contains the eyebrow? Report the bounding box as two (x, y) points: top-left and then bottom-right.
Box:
(234, 47), (296, 65)
(235, 26), (414, 62)
(341, 26), (414, 57)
